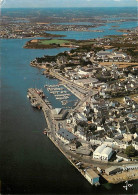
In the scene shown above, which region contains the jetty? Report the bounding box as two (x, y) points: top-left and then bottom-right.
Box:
(27, 88), (52, 109)
(27, 88), (53, 130)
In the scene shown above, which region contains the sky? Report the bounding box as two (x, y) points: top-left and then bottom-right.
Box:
(1, 0), (137, 8)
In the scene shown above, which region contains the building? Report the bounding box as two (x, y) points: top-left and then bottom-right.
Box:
(77, 113), (87, 122)
(56, 128), (76, 144)
(93, 144), (106, 159)
(93, 144), (113, 161)
(76, 146), (91, 156)
(95, 50), (130, 62)
(85, 169), (99, 185)
(105, 166), (122, 175)
(96, 50), (111, 59)
(122, 165), (138, 171)
(74, 78), (98, 87)
(116, 153), (131, 162)
(101, 147), (113, 160)
(51, 108), (68, 120)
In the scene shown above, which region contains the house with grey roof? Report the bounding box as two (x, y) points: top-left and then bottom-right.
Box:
(56, 128), (77, 144)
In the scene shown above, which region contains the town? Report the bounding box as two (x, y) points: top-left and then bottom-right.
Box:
(0, 12), (137, 39)
(0, 15), (104, 39)
(27, 27), (138, 186)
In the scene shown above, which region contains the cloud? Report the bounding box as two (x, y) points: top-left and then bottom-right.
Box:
(114, 0), (121, 1)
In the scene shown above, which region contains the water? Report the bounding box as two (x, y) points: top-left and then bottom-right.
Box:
(0, 8), (138, 194)
(53, 22), (94, 25)
(48, 21), (137, 40)
(0, 39), (79, 194)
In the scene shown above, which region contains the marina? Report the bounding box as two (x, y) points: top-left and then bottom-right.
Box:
(44, 84), (77, 106)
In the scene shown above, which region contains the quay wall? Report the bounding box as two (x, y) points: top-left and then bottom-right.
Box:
(46, 133), (87, 181)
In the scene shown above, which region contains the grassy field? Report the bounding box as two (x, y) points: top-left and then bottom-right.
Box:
(39, 39), (71, 45)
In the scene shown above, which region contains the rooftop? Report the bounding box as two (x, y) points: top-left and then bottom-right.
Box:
(57, 128), (76, 141)
(86, 169), (99, 179)
(101, 147), (112, 156)
(94, 144), (106, 155)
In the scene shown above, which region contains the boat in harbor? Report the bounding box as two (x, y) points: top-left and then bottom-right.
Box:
(56, 96), (69, 100)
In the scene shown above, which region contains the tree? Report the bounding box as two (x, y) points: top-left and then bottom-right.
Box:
(125, 145), (136, 157)
(129, 124), (137, 134)
(87, 116), (92, 121)
(77, 121), (88, 127)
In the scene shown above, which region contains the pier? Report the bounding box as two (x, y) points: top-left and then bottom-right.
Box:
(27, 88), (53, 130)
(27, 88), (52, 110)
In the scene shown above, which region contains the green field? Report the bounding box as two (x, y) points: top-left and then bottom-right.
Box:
(39, 39), (71, 45)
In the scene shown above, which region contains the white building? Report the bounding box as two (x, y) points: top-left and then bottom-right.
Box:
(101, 147), (113, 161)
(93, 144), (106, 159)
(93, 144), (113, 161)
